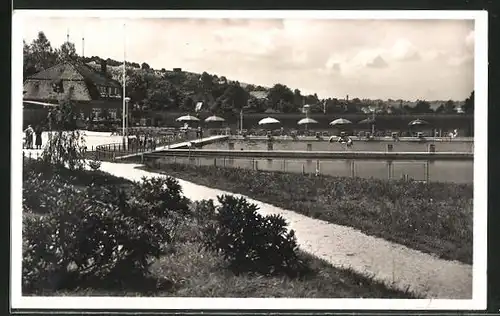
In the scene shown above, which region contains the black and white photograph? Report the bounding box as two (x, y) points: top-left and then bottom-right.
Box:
(11, 10), (487, 311)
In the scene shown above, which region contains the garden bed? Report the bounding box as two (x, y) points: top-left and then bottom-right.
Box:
(21, 159), (416, 298)
(142, 162), (473, 265)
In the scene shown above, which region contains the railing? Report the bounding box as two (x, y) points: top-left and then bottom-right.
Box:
(93, 132), (202, 161)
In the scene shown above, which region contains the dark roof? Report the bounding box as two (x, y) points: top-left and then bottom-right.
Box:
(27, 61), (121, 88)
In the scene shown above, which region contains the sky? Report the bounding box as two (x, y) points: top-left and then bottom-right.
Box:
(21, 16), (475, 101)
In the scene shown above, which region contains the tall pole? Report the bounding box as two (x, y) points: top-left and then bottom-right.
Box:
(371, 110), (375, 135)
(240, 108), (243, 134)
(122, 23), (126, 148)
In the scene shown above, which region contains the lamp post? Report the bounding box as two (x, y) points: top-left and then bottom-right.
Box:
(123, 96), (130, 148)
(303, 104), (311, 131)
(368, 105), (376, 136)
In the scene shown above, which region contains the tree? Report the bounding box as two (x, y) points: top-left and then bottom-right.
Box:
(180, 97), (195, 113)
(444, 100), (456, 114)
(146, 79), (180, 110)
(435, 104), (446, 113)
(268, 84), (294, 110)
(56, 41), (77, 62)
(141, 62), (151, 70)
(200, 72), (214, 92)
(215, 84), (249, 114)
(29, 31), (57, 72)
(23, 40), (38, 79)
(463, 91), (474, 114)
(42, 95), (86, 170)
(414, 100), (433, 113)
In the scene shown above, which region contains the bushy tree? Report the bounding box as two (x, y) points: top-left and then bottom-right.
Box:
(27, 31), (57, 72)
(56, 41), (77, 63)
(414, 100), (433, 114)
(42, 95), (86, 170)
(463, 91), (474, 114)
(203, 195), (307, 277)
(268, 84), (295, 111)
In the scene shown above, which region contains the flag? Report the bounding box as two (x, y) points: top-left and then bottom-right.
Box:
(195, 101), (203, 112)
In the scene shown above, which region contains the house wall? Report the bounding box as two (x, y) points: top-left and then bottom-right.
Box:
(24, 79), (93, 102)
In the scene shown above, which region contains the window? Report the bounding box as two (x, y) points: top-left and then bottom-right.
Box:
(109, 109), (117, 120)
(92, 108), (101, 120)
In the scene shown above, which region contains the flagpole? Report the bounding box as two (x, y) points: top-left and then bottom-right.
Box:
(122, 23), (126, 148)
(240, 108), (243, 134)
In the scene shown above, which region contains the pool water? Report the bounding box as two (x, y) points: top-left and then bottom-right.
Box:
(203, 139), (474, 153)
(157, 156), (473, 184)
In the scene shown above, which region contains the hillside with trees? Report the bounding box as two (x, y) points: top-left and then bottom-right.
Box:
(23, 32), (474, 117)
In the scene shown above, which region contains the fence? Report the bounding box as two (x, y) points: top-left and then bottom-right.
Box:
(94, 132), (201, 160)
(143, 151), (473, 184)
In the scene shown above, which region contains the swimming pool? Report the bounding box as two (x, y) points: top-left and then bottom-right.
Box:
(154, 156), (473, 184)
(203, 137), (474, 153)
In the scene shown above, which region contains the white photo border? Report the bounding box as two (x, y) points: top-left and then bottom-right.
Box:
(11, 9), (488, 311)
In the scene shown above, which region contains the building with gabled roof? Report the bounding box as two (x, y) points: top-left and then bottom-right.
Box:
(23, 60), (123, 123)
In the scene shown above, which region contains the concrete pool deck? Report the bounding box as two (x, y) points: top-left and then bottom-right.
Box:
(98, 161), (472, 299)
(113, 135), (229, 161)
(231, 135), (474, 142)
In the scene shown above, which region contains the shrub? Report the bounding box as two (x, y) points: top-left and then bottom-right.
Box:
(22, 181), (178, 293)
(42, 97), (87, 170)
(88, 159), (102, 171)
(134, 176), (191, 219)
(190, 199), (217, 222)
(203, 195), (307, 277)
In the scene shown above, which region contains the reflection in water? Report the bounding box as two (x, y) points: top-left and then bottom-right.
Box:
(158, 156), (473, 184)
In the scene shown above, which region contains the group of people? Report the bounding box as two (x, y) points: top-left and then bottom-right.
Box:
(330, 133), (354, 148)
(23, 125), (43, 150)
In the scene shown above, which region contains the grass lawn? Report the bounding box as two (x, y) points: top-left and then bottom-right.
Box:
(141, 162), (473, 265)
(22, 159), (417, 298)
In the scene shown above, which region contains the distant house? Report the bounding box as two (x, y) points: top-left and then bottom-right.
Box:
(23, 60), (123, 122)
(249, 91), (268, 100)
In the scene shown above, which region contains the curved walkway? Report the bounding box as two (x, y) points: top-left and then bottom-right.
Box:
(98, 161), (472, 299)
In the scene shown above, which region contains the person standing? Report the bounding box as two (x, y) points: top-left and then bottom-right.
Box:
(24, 125), (34, 149)
(35, 126), (43, 150)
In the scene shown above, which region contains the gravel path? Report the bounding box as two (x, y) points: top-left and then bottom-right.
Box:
(98, 161), (472, 299)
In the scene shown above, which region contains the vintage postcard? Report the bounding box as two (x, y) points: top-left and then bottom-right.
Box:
(11, 9), (488, 311)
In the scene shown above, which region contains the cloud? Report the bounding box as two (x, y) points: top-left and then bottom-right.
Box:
(21, 17), (474, 100)
(389, 39), (421, 61)
(448, 54), (473, 66)
(366, 55), (388, 68)
(465, 30), (474, 48)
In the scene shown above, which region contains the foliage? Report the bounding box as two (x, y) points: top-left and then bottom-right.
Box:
(463, 90), (474, 114)
(88, 159), (102, 171)
(22, 166), (192, 293)
(203, 195), (307, 277)
(148, 163), (473, 264)
(22, 185), (170, 292)
(22, 159), (419, 298)
(133, 176), (191, 218)
(41, 97), (87, 170)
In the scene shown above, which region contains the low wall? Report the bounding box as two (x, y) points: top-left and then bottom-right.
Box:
(146, 149), (473, 161)
(232, 136), (474, 143)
